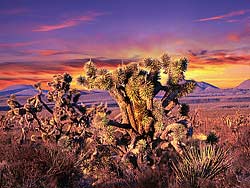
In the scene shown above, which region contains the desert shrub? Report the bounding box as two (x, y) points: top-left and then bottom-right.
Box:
(172, 144), (231, 188)
(206, 131), (219, 145)
(0, 142), (82, 188)
(136, 167), (173, 188)
(221, 125), (250, 188)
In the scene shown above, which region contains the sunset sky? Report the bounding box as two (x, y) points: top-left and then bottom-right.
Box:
(0, 0), (250, 89)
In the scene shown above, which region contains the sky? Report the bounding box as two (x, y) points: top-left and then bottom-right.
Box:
(0, 0), (250, 89)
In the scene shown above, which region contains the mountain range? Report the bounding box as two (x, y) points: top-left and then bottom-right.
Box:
(0, 79), (249, 97)
(236, 79), (250, 90)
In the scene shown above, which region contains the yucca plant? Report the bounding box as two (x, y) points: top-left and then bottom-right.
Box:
(172, 144), (232, 188)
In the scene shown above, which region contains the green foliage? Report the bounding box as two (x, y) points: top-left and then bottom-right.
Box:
(95, 74), (113, 90)
(76, 75), (88, 86)
(144, 58), (161, 72)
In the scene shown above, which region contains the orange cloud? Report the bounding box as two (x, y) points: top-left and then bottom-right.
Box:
(76, 32), (187, 59)
(36, 49), (83, 56)
(227, 33), (240, 42)
(0, 58), (137, 89)
(195, 9), (250, 22)
(33, 11), (105, 32)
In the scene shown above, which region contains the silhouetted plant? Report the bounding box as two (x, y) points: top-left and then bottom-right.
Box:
(206, 131), (219, 145)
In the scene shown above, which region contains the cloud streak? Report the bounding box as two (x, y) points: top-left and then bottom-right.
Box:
(33, 11), (106, 32)
(0, 41), (37, 48)
(187, 49), (250, 69)
(195, 9), (250, 22)
(35, 49), (84, 56)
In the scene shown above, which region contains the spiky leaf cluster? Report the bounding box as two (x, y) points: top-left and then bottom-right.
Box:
(144, 58), (161, 72)
(162, 56), (188, 85)
(177, 80), (197, 97)
(173, 145), (232, 187)
(85, 61), (97, 78)
(95, 73), (113, 90)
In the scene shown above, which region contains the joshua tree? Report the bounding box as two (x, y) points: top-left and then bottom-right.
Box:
(77, 54), (196, 151)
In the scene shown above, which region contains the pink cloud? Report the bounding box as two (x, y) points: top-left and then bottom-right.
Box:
(195, 9), (250, 22)
(225, 23), (250, 42)
(0, 41), (36, 48)
(33, 11), (105, 32)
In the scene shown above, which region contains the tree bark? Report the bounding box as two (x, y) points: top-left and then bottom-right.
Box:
(110, 89), (130, 124)
(126, 103), (138, 133)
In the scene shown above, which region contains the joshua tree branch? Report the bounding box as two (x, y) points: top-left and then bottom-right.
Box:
(32, 113), (48, 133)
(108, 120), (132, 129)
(37, 93), (53, 114)
(161, 89), (179, 108)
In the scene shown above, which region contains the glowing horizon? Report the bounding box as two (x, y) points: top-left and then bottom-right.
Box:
(0, 0), (250, 90)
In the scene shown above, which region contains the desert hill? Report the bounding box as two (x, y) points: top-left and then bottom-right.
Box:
(193, 81), (220, 93)
(0, 85), (35, 96)
(236, 79), (250, 90)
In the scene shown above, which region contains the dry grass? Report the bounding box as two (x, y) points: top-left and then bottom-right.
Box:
(0, 137), (82, 188)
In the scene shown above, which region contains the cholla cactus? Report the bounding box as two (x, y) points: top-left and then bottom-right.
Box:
(2, 73), (106, 146)
(4, 91), (44, 143)
(77, 54), (196, 150)
(35, 73), (95, 143)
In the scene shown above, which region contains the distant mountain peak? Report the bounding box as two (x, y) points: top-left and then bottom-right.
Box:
(2, 84), (34, 91)
(193, 81), (220, 93)
(0, 84), (37, 96)
(236, 79), (250, 90)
